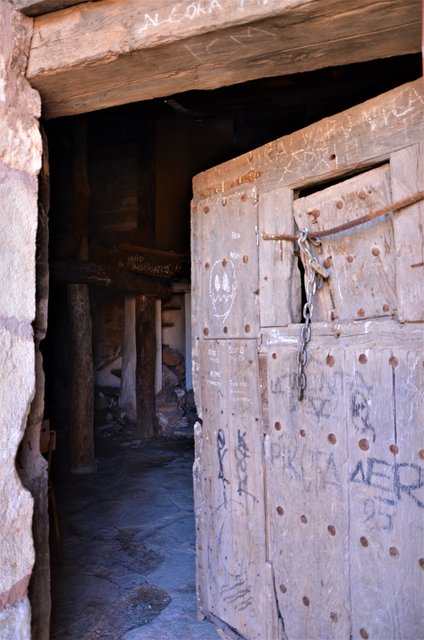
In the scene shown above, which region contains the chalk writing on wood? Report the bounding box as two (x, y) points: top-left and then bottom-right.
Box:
(209, 259), (238, 320)
(185, 25), (277, 61)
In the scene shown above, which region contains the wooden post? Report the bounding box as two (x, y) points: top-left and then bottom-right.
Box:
(119, 296), (137, 421)
(155, 298), (162, 395)
(135, 295), (156, 438)
(134, 109), (157, 437)
(68, 116), (96, 473)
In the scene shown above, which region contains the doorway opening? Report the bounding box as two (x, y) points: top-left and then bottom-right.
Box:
(40, 53), (420, 639)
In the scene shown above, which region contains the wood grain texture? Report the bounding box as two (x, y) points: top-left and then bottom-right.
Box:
(347, 346), (424, 640)
(12, 0), (86, 16)
(194, 79), (424, 199)
(390, 143), (424, 321)
(194, 188), (260, 340)
(266, 342), (351, 639)
(26, 0), (421, 117)
(293, 165), (397, 323)
(195, 339), (282, 640)
(259, 188), (301, 327)
(264, 332), (424, 640)
(192, 83), (424, 639)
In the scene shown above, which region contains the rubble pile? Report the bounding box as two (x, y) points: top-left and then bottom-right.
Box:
(156, 347), (196, 438)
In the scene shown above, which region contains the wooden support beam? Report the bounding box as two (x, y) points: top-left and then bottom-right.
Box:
(67, 117), (96, 474)
(12, 0), (86, 16)
(135, 296), (156, 439)
(119, 297), (137, 421)
(117, 244), (188, 279)
(51, 259), (172, 297)
(134, 112), (157, 438)
(27, 0), (421, 118)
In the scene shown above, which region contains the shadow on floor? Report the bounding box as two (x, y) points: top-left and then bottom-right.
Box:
(50, 433), (220, 640)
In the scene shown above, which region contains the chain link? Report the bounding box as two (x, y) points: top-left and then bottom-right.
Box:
(296, 228), (323, 401)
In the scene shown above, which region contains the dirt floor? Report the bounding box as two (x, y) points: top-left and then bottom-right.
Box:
(50, 430), (221, 640)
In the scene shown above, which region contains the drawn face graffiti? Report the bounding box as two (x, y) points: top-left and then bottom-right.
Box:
(209, 259), (237, 321)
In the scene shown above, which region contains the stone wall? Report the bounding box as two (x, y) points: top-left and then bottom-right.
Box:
(0, 1), (42, 637)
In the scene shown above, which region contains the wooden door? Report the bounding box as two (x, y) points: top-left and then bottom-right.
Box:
(192, 79), (424, 640)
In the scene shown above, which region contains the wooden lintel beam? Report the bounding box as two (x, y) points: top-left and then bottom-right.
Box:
(52, 259), (172, 297)
(12, 0), (87, 17)
(27, 0), (421, 118)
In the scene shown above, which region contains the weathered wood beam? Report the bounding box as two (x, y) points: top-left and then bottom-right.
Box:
(117, 244), (188, 279)
(12, 0), (87, 17)
(52, 259), (173, 297)
(27, 0), (421, 118)
(135, 296), (156, 439)
(67, 117), (96, 474)
(135, 112), (157, 439)
(192, 78), (424, 199)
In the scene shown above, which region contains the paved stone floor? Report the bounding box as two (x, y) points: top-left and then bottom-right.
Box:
(50, 434), (221, 640)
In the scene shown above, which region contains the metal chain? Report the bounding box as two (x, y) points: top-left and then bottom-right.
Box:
(296, 229), (326, 401)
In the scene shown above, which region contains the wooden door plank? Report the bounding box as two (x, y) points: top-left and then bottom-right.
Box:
(259, 187), (300, 327)
(195, 188), (260, 340)
(390, 143), (424, 321)
(196, 339), (282, 640)
(347, 346), (424, 640)
(293, 165), (397, 322)
(266, 342), (351, 639)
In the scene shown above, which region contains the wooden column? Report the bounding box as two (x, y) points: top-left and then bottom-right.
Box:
(134, 109), (157, 438)
(17, 127), (51, 640)
(135, 295), (156, 438)
(68, 117), (95, 473)
(119, 296), (137, 421)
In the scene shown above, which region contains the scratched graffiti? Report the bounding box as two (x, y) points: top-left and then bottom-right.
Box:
(351, 457), (424, 532)
(217, 429), (230, 508)
(210, 500), (254, 612)
(270, 434), (342, 496)
(138, 0), (272, 36)
(235, 430), (258, 503)
(221, 576), (253, 612)
(270, 368), (375, 439)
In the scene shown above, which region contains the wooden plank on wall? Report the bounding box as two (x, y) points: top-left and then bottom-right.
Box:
(27, 0), (421, 117)
(196, 339), (282, 640)
(293, 165), (397, 322)
(390, 142), (424, 322)
(263, 324), (424, 640)
(193, 80), (424, 200)
(265, 342), (351, 639)
(259, 187), (301, 327)
(347, 346), (424, 640)
(195, 188), (260, 340)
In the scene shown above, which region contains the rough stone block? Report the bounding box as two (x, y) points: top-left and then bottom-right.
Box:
(0, 598), (31, 639)
(0, 163), (38, 321)
(0, 324), (35, 597)
(0, 0), (41, 175)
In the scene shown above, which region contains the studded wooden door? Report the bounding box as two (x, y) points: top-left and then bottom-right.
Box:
(192, 79), (424, 640)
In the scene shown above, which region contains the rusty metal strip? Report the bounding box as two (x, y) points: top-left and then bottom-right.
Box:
(262, 190), (424, 242)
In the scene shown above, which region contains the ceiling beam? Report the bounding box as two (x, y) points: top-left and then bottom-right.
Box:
(26, 0), (422, 118)
(12, 0), (88, 17)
